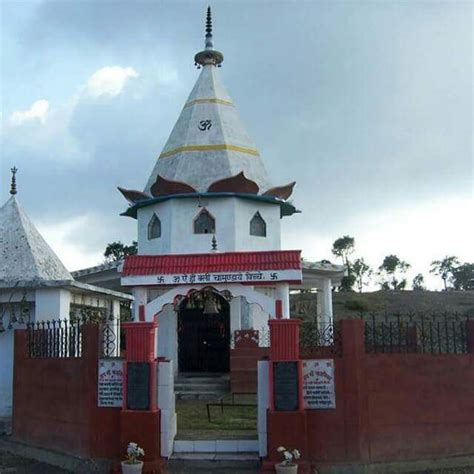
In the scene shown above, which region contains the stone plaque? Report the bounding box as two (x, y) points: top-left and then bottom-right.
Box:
(273, 361), (299, 411)
(302, 359), (336, 409)
(98, 359), (124, 407)
(126, 362), (150, 410)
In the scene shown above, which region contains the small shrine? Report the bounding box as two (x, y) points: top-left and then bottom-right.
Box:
(0, 169), (132, 428)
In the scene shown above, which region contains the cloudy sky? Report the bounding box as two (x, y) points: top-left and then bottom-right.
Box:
(1, 0), (472, 290)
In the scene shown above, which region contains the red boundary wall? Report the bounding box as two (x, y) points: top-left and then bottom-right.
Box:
(12, 325), (121, 459)
(265, 319), (474, 470)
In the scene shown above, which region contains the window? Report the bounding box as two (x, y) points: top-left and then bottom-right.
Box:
(148, 214), (161, 240)
(250, 211), (266, 237)
(194, 209), (215, 234)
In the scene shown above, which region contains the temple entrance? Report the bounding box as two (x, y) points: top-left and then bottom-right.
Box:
(177, 291), (230, 372)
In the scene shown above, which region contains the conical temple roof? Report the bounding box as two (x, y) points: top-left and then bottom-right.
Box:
(144, 39), (271, 194)
(0, 196), (73, 284)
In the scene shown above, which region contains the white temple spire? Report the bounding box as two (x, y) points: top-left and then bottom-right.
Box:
(0, 170), (73, 284)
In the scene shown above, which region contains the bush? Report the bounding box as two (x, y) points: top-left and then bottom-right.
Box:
(343, 300), (369, 312)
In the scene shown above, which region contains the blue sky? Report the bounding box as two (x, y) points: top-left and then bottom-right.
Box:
(1, 0), (472, 289)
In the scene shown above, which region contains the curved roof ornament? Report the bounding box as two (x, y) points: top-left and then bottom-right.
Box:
(207, 171), (259, 194)
(150, 175), (197, 197)
(194, 6), (224, 68)
(117, 187), (151, 204)
(262, 181), (296, 200)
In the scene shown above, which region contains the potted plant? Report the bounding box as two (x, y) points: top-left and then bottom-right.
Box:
(122, 442), (145, 474)
(275, 446), (300, 473)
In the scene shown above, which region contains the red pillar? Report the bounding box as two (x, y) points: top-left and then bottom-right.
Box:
(341, 319), (370, 462)
(119, 322), (164, 473)
(264, 318), (310, 473)
(268, 318), (301, 361)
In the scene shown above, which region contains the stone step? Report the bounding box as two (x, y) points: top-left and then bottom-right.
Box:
(175, 383), (229, 392)
(176, 377), (230, 384)
(174, 439), (259, 453)
(170, 452), (259, 462)
(177, 392), (227, 401)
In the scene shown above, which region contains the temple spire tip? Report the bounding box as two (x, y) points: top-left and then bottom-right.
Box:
(194, 5), (224, 68)
(206, 6), (212, 37)
(10, 167), (18, 196)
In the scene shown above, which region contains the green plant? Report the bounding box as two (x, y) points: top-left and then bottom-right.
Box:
(343, 300), (369, 312)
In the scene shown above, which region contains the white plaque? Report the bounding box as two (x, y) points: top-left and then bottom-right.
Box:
(98, 359), (124, 407)
(302, 359), (336, 409)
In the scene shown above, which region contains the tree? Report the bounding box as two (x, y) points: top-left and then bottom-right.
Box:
(104, 241), (137, 262)
(412, 273), (426, 291)
(332, 236), (355, 291)
(352, 258), (372, 293)
(378, 255), (410, 290)
(452, 263), (474, 290)
(430, 256), (460, 290)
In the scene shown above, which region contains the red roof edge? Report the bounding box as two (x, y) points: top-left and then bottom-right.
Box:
(122, 250), (302, 277)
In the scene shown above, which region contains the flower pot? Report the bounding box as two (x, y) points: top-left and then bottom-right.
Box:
(275, 463), (298, 474)
(121, 460), (143, 474)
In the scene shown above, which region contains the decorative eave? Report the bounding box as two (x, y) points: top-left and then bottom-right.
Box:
(120, 192), (300, 219)
(0, 279), (133, 300)
(120, 250), (302, 287)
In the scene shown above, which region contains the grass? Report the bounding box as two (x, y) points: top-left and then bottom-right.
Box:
(175, 395), (257, 440)
(291, 290), (474, 320)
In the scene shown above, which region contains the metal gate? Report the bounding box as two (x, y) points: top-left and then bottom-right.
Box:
(177, 299), (230, 372)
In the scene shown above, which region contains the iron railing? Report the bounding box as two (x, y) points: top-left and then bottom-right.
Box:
(27, 320), (83, 358)
(364, 312), (470, 354)
(299, 320), (342, 356)
(27, 317), (119, 358)
(230, 320), (342, 355)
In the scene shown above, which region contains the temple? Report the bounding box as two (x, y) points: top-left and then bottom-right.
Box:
(111, 7), (344, 375)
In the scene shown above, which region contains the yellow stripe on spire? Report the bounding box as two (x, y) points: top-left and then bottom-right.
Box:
(183, 98), (234, 108)
(159, 144), (260, 159)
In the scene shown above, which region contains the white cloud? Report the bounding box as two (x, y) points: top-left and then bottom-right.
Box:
(84, 66), (139, 98)
(3, 97), (89, 165)
(9, 99), (49, 125)
(37, 215), (104, 271)
(283, 196), (473, 291)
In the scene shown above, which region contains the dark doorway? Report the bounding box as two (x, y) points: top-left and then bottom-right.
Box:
(177, 293), (230, 372)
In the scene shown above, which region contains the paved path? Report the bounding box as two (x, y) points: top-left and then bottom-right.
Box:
(1, 450), (473, 474)
(0, 450), (68, 473)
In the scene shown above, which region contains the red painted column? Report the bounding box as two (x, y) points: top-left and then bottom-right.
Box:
(268, 318), (301, 361)
(275, 300), (283, 319)
(119, 322), (164, 473)
(341, 319), (370, 462)
(265, 318), (310, 473)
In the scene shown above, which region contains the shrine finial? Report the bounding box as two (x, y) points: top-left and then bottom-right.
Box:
(205, 6), (213, 41)
(10, 167), (18, 195)
(194, 6), (224, 68)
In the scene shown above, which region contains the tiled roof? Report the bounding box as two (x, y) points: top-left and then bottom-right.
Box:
(122, 250), (301, 276)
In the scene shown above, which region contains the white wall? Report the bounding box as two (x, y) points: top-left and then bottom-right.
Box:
(137, 197), (281, 255)
(249, 303), (270, 336)
(156, 305), (178, 374)
(0, 330), (14, 418)
(35, 288), (71, 321)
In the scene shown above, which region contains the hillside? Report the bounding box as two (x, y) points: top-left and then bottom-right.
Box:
(290, 290), (474, 320)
